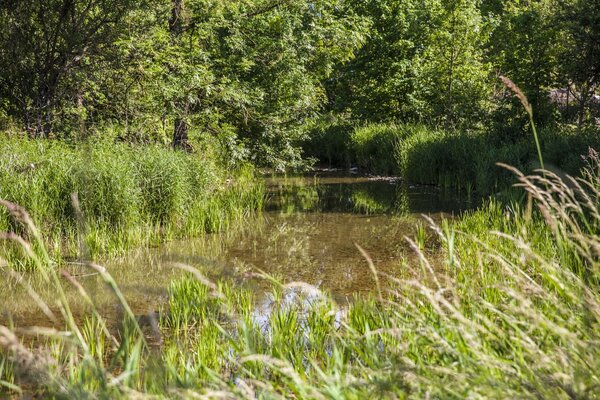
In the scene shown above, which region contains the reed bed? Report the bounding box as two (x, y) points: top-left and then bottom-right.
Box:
(0, 137), (264, 268)
(307, 121), (600, 195)
(2, 85), (599, 397)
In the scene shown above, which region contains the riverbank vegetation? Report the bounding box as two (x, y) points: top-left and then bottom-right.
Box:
(0, 137), (264, 268)
(1, 157), (599, 398)
(308, 123), (600, 194)
(1, 0), (598, 172)
(2, 0), (600, 397)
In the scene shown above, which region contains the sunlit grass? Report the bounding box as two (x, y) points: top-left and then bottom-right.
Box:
(1, 155), (600, 397)
(309, 121), (600, 195)
(0, 138), (264, 268)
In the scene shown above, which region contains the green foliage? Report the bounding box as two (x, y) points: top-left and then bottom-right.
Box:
(1, 0), (599, 167)
(485, 0), (560, 128)
(351, 124), (405, 174)
(302, 114), (354, 167)
(0, 137), (264, 264)
(338, 123), (600, 194)
(0, 0), (145, 137)
(414, 0), (493, 126)
(327, 0), (493, 126)
(0, 0), (367, 168)
(556, 0), (600, 126)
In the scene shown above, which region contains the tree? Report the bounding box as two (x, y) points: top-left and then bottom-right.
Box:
(415, 0), (493, 127)
(208, 0), (367, 168)
(169, 0), (191, 149)
(557, 0), (600, 126)
(484, 0), (560, 128)
(326, 0), (429, 122)
(128, 0), (367, 166)
(0, 0), (137, 137)
(326, 0), (492, 127)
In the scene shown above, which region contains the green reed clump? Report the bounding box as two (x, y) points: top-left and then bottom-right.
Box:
(134, 146), (193, 225)
(397, 127), (490, 190)
(303, 116), (354, 168)
(0, 137), (264, 267)
(351, 123), (407, 175)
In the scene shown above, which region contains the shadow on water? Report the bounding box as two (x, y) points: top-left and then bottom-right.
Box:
(1, 171), (477, 328)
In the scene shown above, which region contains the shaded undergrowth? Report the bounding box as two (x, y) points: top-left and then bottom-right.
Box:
(306, 122), (600, 195)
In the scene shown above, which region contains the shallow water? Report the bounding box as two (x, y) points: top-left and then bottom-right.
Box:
(0, 172), (475, 328)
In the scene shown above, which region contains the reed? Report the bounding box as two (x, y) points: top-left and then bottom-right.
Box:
(0, 137), (264, 268)
(308, 121), (600, 195)
(1, 89), (600, 397)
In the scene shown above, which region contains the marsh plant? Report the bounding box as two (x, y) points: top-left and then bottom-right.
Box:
(0, 138), (264, 267)
(1, 81), (600, 398)
(312, 121), (600, 195)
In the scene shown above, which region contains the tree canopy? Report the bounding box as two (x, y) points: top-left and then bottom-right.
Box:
(0, 0), (598, 167)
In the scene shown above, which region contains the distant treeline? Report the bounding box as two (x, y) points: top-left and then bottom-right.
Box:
(0, 0), (598, 168)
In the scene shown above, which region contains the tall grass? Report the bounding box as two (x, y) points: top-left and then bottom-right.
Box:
(306, 121), (600, 194)
(2, 153), (600, 397)
(0, 137), (264, 267)
(2, 85), (600, 397)
(350, 123), (407, 175)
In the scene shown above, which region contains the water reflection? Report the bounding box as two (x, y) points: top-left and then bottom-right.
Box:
(266, 174), (472, 215)
(0, 172), (474, 327)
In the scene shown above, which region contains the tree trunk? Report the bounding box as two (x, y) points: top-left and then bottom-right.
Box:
(170, 0), (190, 150)
(445, 0), (457, 129)
(566, 82), (570, 120)
(173, 115), (189, 149)
(578, 85), (589, 128)
(169, 0), (185, 36)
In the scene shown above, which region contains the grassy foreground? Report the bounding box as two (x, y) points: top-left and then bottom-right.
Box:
(306, 122), (600, 194)
(1, 152), (599, 398)
(0, 136), (264, 267)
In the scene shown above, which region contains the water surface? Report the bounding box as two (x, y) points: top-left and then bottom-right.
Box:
(1, 172), (474, 327)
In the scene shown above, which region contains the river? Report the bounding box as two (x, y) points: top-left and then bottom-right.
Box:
(0, 172), (475, 329)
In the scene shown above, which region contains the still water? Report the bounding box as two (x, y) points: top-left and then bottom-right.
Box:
(1, 172), (474, 327)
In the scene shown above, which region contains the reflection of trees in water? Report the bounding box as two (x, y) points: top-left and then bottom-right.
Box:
(268, 177), (470, 216)
(350, 183), (414, 215)
(270, 178), (401, 214)
(266, 177), (321, 214)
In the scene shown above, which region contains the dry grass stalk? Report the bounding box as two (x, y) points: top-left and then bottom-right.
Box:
(499, 76), (532, 115)
(0, 326), (56, 386)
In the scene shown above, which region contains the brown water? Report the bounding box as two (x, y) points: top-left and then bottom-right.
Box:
(0, 172), (474, 328)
